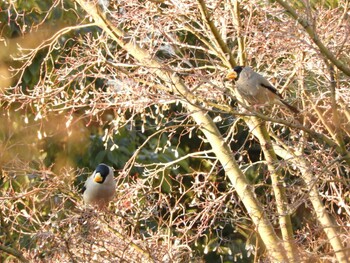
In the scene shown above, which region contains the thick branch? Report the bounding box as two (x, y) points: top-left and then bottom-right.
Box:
(271, 144), (350, 263)
(0, 245), (29, 263)
(246, 117), (301, 262)
(196, 0), (236, 68)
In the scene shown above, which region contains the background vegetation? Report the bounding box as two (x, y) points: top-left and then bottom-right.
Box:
(0, 0), (349, 262)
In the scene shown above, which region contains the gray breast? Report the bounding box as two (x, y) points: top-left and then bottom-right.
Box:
(236, 69), (262, 103)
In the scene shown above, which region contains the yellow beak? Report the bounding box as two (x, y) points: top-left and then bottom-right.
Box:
(94, 172), (103, 183)
(226, 71), (238, 80)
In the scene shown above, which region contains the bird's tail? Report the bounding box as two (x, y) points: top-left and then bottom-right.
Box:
(280, 100), (300, 114)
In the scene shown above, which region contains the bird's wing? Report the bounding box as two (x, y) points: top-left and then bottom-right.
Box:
(258, 74), (299, 113)
(242, 68), (280, 97)
(260, 83), (283, 99)
(82, 175), (93, 194)
(256, 72), (283, 99)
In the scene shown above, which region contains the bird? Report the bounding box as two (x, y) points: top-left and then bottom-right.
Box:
(82, 163), (116, 209)
(226, 66), (299, 114)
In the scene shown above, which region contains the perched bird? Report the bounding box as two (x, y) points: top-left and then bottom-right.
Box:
(82, 163), (116, 209)
(226, 66), (299, 114)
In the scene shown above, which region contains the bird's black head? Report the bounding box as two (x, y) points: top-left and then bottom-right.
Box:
(233, 66), (244, 78)
(94, 163), (111, 184)
(226, 66), (244, 81)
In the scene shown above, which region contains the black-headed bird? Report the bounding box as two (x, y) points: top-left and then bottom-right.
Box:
(226, 66), (299, 114)
(82, 163), (116, 209)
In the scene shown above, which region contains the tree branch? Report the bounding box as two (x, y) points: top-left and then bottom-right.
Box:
(274, 0), (350, 76)
(0, 245), (29, 263)
(196, 0), (236, 68)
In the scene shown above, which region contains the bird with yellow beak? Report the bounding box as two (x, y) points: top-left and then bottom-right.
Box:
(226, 66), (299, 114)
(82, 163), (116, 209)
